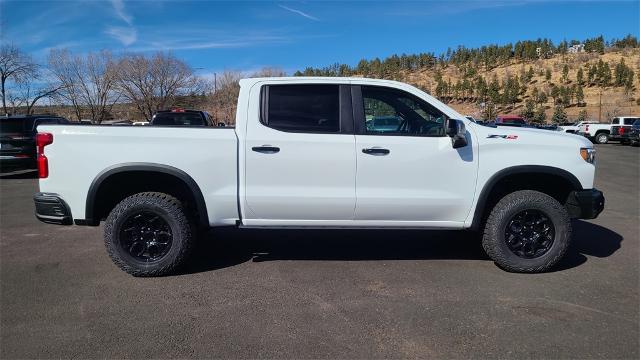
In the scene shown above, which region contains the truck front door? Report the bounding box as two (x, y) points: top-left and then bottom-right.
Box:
(352, 85), (477, 226)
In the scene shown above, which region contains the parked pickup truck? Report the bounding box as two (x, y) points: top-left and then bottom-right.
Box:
(578, 122), (612, 144)
(559, 121), (597, 134)
(34, 77), (604, 276)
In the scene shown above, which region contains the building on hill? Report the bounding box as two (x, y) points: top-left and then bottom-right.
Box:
(568, 44), (585, 53)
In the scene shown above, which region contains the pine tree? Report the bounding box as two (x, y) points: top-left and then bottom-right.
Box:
(552, 106), (568, 124)
(575, 85), (584, 105)
(576, 68), (584, 85)
(533, 106), (547, 123)
(577, 109), (588, 122)
(519, 100), (535, 121)
(562, 64), (569, 83)
(526, 66), (535, 83)
(545, 68), (552, 81)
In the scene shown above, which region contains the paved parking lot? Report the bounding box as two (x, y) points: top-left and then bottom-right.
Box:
(0, 144), (638, 359)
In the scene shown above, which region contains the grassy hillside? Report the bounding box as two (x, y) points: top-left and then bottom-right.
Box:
(403, 49), (639, 121)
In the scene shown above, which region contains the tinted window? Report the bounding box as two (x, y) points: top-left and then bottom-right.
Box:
(0, 119), (25, 133)
(612, 118), (620, 124)
(264, 85), (339, 133)
(361, 86), (446, 136)
(152, 112), (205, 126)
(623, 118), (638, 125)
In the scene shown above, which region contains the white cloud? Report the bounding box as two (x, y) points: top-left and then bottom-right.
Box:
(105, 26), (137, 46)
(132, 35), (289, 52)
(278, 4), (319, 21)
(110, 0), (133, 25)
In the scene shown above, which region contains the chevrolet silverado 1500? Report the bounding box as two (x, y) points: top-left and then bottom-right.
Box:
(34, 77), (604, 276)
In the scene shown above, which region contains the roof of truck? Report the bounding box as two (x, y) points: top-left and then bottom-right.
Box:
(240, 76), (410, 86)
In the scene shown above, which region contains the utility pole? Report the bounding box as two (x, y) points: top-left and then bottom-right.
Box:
(598, 89), (602, 122)
(214, 72), (217, 93)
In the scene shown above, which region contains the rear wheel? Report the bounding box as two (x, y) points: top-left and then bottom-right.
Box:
(482, 190), (571, 273)
(104, 192), (195, 276)
(595, 132), (609, 144)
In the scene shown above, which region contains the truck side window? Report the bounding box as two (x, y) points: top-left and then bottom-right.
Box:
(361, 86), (446, 136)
(263, 85), (339, 133)
(612, 118), (620, 124)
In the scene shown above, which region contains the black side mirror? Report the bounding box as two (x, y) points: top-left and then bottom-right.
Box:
(447, 119), (468, 149)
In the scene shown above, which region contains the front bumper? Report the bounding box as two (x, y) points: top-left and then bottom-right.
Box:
(565, 189), (605, 219)
(34, 192), (73, 225)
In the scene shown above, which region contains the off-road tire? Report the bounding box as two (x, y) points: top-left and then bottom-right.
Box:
(595, 132), (609, 144)
(482, 190), (571, 273)
(104, 192), (195, 277)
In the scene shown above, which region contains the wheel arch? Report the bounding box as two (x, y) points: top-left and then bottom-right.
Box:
(470, 165), (583, 230)
(83, 163), (209, 227)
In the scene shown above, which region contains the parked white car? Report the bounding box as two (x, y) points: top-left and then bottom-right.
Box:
(34, 77), (604, 276)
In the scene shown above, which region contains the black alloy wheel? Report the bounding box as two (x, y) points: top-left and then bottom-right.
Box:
(504, 209), (555, 259)
(120, 211), (173, 262)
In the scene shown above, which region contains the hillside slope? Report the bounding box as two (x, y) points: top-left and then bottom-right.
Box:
(402, 49), (639, 121)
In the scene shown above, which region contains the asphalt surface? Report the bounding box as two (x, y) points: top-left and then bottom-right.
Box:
(1, 144), (638, 359)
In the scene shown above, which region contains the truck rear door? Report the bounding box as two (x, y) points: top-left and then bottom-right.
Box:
(243, 83), (356, 223)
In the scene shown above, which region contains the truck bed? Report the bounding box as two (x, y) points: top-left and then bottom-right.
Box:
(38, 125), (240, 226)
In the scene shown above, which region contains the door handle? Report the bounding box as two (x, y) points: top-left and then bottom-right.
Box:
(362, 147), (390, 156)
(252, 145), (280, 154)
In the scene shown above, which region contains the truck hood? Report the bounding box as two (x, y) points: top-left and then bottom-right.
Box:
(471, 123), (593, 148)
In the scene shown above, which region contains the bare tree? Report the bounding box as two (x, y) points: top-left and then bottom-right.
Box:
(250, 67), (287, 78)
(48, 49), (119, 123)
(114, 52), (197, 121)
(8, 80), (64, 115)
(0, 44), (38, 114)
(209, 70), (242, 124)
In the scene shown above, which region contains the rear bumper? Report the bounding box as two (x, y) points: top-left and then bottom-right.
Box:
(565, 189), (605, 220)
(33, 192), (73, 225)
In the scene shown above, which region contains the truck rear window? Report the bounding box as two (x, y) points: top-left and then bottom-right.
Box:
(263, 85), (339, 133)
(0, 119), (25, 133)
(152, 113), (206, 126)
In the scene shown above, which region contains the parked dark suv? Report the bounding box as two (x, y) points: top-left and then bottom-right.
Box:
(150, 109), (214, 127)
(625, 119), (640, 146)
(610, 116), (639, 143)
(0, 115), (69, 171)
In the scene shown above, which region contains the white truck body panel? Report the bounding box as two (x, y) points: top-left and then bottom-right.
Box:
(38, 77), (597, 229)
(38, 126), (239, 225)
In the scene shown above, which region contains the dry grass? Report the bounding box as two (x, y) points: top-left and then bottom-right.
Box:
(403, 49), (640, 121)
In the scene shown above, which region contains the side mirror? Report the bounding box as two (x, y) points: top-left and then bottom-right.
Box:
(447, 119), (468, 149)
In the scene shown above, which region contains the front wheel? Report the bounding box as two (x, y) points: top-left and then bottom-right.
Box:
(104, 192), (195, 277)
(482, 190), (571, 273)
(595, 133), (609, 144)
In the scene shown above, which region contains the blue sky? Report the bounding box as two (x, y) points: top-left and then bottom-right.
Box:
(2, 0), (639, 76)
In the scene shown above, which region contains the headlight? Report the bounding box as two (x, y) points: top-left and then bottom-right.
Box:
(580, 147), (596, 164)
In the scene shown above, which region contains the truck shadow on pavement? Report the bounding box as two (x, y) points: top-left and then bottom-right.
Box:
(181, 220), (622, 275)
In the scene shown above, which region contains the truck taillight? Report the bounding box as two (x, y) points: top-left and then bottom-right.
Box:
(620, 127), (625, 135)
(36, 132), (53, 179)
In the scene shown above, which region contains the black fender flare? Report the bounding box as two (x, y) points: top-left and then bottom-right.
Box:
(470, 165), (583, 230)
(84, 163), (209, 227)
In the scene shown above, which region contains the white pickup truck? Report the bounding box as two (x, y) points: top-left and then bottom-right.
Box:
(34, 77), (604, 276)
(578, 122), (612, 144)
